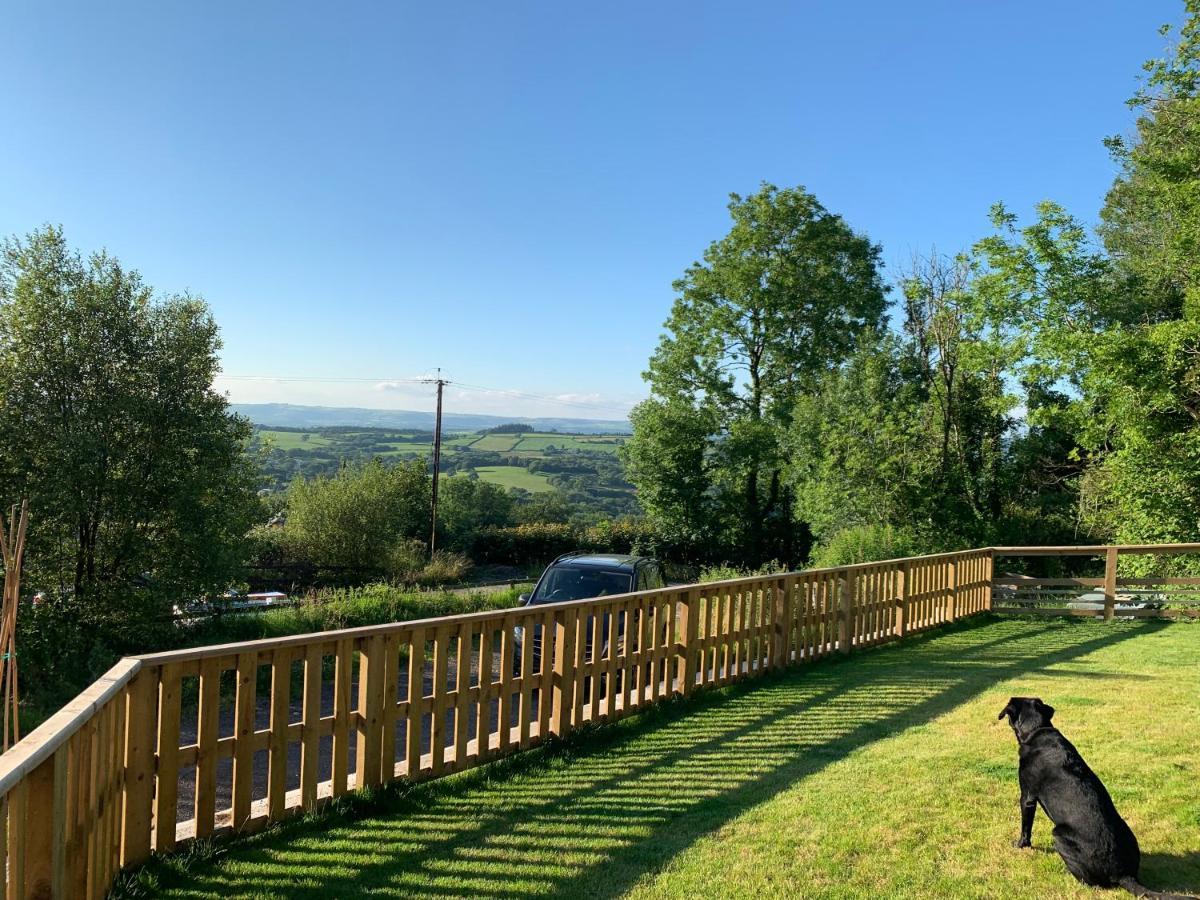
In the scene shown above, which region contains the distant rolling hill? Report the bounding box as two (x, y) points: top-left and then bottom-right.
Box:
(231, 403), (632, 435)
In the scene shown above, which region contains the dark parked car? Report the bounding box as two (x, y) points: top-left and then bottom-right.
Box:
(513, 553), (665, 673)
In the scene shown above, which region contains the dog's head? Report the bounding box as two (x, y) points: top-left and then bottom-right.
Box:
(998, 696), (1055, 743)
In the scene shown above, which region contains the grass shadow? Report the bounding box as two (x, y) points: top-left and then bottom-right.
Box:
(129, 615), (1171, 899)
(1139, 852), (1200, 895)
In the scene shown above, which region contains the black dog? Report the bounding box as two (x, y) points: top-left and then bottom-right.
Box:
(1000, 697), (1195, 899)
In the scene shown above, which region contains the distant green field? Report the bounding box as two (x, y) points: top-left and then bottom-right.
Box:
(257, 430), (334, 450)
(472, 434), (522, 452)
(473, 465), (554, 492)
(512, 435), (569, 451)
(376, 442), (433, 457)
(514, 433), (624, 454)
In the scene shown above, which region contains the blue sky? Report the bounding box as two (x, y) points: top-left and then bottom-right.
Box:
(0, 1), (1183, 420)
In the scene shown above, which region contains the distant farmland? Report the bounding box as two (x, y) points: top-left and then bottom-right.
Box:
(250, 426), (635, 517)
(471, 465), (554, 492)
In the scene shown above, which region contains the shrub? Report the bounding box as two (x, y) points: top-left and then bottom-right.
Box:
(473, 519), (717, 568)
(808, 524), (924, 568)
(285, 459), (430, 573)
(471, 523), (579, 564)
(414, 551), (471, 586)
(385, 538), (428, 581)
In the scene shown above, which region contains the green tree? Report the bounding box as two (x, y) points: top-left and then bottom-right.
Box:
(436, 475), (513, 549)
(284, 458), (430, 573)
(1081, 3), (1200, 550)
(790, 240), (1087, 561)
(512, 490), (575, 525)
(1102, 1), (1200, 321)
(957, 0), (1200, 552)
(629, 184), (887, 563)
(900, 251), (1014, 533)
(0, 226), (260, 618)
(621, 398), (717, 548)
(788, 333), (932, 544)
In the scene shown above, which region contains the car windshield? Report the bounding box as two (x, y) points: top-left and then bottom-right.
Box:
(532, 566), (632, 603)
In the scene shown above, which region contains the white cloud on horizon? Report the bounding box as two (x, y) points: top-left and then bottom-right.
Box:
(213, 375), (641, 421)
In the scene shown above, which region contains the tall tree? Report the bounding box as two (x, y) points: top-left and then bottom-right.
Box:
(1102, 1), (1200, 322)
(1084, 4), (1200, 548)
(627, 184), (887, 563)
(0, 226), (260, 625)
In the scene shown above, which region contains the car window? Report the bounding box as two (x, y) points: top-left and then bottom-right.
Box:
(533, 566), (632, 603)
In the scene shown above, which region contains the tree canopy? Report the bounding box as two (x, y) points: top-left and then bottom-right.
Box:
(625, 184), (887, 564)
(0, 226), (260, 616)
(632, 4), (1200, 566)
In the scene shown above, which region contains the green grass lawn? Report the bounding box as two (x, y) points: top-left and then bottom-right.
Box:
(473, 464), (555, 492)
(125, 616), (1199, 899)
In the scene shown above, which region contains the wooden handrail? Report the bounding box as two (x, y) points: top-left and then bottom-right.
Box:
(993, 543), (1200, 555)
(0, 658), (140, 797)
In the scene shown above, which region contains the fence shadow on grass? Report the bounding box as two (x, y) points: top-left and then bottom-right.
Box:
(143, 616), (1167, 899)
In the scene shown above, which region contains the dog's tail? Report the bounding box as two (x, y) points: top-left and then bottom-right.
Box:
(1118, 875), (1198, 900)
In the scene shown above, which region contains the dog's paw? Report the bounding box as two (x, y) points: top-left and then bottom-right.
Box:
(1012, 839), (1032, 850)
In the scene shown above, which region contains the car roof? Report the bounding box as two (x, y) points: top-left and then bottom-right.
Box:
(549, 553), (650, 571)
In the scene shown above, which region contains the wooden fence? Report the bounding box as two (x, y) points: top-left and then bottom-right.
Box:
(1, 548), (997, 898)
(992, 544), (1200, 620)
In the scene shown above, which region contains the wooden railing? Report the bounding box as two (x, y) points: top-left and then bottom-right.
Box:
(0, 548), (998, 898)
(992, 544), (1200, 620)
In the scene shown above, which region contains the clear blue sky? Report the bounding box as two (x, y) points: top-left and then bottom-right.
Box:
(0, 1), (1183, 420)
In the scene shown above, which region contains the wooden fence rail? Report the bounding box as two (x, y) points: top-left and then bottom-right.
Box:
(0, 548), (999, 898)
(991, 544), (1200, 620)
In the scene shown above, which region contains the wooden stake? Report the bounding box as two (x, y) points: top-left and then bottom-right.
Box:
(0, 500), (30, 752)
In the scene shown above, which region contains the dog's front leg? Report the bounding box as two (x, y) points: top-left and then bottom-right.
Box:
(1013, 797), (1036, 849)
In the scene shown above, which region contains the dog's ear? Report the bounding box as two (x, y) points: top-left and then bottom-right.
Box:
(1033, 699), (1055, 722)
(998, 698), (1019, 721)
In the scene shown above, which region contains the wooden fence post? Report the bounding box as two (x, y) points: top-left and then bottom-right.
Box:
(24, 752), (56, 899)
(896, 561), (909, 639)
(985, 550), (995, 611)
(1103, 547), (1118, 621)
(839, 570), (855, 655)
(51, 743), (70, 900)
(121, 669), (158, 868)
(154, 663), (181, 853)
(356, 633), (385, 788)
(773, 577), (791, 668)
(551, 607), (576, 738)
(676, 589), (698, 697)
(947, 555), (959, 621)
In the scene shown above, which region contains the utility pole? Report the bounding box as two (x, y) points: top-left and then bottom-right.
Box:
(423, 370), (448, 556)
